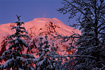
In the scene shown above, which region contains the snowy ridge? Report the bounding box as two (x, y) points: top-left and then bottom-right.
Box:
(24, 18), (80, 36)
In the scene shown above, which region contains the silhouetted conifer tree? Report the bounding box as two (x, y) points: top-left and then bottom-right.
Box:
(32, 36), (67, 70)
(0, 16), (35, 70)
(58, 0), (105, 69)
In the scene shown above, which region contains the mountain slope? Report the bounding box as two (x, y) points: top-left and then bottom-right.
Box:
(0, 18), (80, 56)
(24, 18), (80, 36)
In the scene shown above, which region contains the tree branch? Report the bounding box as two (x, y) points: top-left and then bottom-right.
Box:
(64, 0), (91, 21)
(67, 55), (96, 59)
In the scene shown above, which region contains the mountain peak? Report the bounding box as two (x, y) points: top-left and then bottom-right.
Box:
(0, 18), (80, 42)
(0, 18), (81, 56)
(24, 18), (80, 35)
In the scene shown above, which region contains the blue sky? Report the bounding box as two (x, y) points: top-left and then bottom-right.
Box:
(0, 0), (77, 25)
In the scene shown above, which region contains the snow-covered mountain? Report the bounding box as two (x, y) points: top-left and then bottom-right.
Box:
(0, 18), (80, 56)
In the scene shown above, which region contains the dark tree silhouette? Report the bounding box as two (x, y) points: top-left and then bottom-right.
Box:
(58, 0), (105, 69)
(0, 16), (35, 70)
(32, 36), (64, 70)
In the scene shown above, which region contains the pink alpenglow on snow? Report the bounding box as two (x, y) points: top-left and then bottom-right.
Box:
(0, 18), (81, 56)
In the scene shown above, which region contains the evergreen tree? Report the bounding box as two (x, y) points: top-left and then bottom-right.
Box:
(58, 0), (105, 69)
(33, 36), (64, 70)
(0, 16), (34, 70)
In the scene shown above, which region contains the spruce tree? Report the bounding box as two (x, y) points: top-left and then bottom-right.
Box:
(0, 16), (35, 70)
(58, 0), (105, 69)
(32, 36), (65, 70)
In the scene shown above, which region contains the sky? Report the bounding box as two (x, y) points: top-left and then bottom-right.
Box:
(0, 0), (77, 25)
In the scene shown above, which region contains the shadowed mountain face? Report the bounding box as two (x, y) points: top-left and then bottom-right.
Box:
(0, 18), (81, 56)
